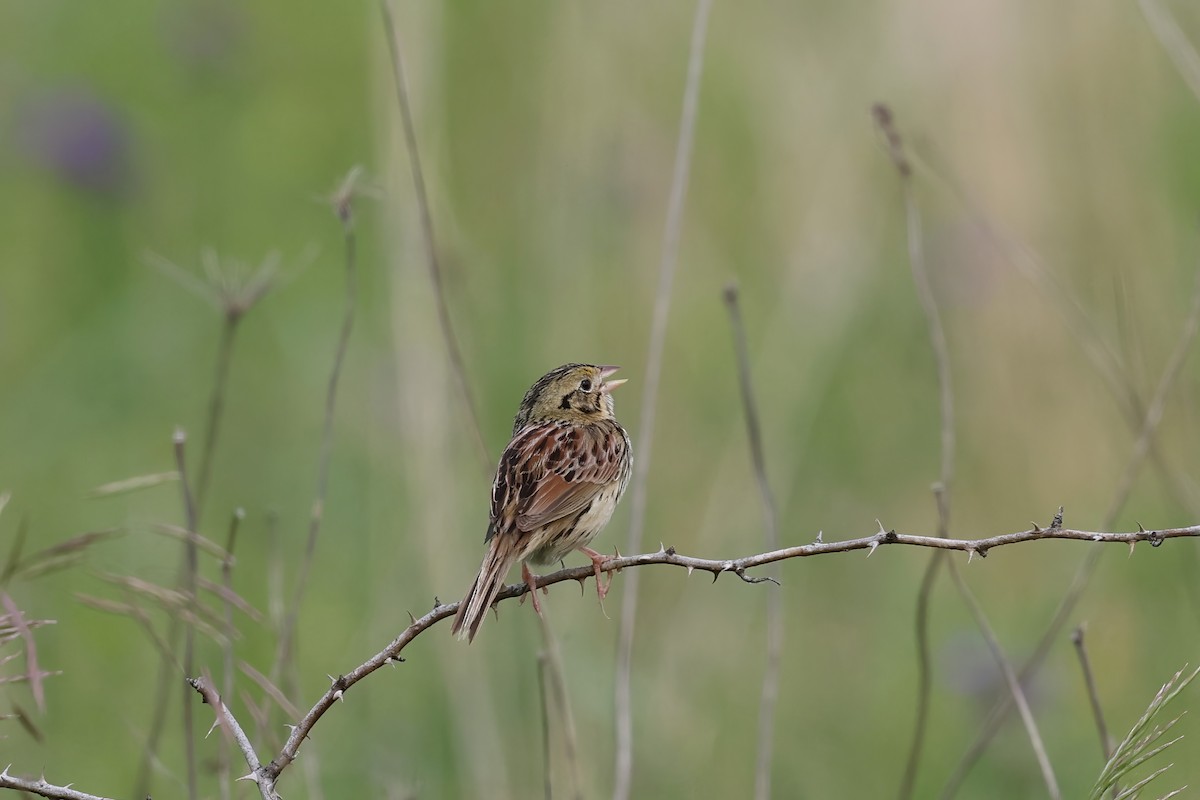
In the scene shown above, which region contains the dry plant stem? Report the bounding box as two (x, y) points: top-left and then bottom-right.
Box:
(219, 509), (244, 800)
(135, 282), (247, 795)
(0, 770), (115, 800)
(174, 429), (200, 800)
(536, 655), (553, 800)
(874, 104), (957, 800)
(899, 548), (944, 800)
(1071, 627), (1114, 763)
(941, 270), (1200, 798)
(613, 1), (713, 797)
(722, 285), (783, 800)
(379, 0), (490, 473)
(946, 562), (1061, 799)
(187, 676), (274, 800)
(245, 524), (1200, 792)
(537, 611), (583, 800)
(195, 313), (242, 512)
(0, 593), (44, 712)
(273, 193), (358, 682)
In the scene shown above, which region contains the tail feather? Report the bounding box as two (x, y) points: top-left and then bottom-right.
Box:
(451, 543), (519, 642)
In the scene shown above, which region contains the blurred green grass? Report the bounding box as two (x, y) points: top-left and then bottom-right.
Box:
(3, 1), (1200, 798)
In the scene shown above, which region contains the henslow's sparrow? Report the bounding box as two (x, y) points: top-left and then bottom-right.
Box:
(451, 364), (632, 642)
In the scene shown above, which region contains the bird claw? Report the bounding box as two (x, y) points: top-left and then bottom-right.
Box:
(580, 546), (612, 602)
(521, 562), (544, 617)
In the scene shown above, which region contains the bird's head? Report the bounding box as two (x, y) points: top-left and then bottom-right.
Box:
(513, 363), (627, 431)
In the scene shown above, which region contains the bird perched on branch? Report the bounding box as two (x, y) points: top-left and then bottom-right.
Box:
(451, 363), (633, 642)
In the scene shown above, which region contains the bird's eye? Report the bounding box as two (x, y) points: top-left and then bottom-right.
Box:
(580, 378), (592, 392)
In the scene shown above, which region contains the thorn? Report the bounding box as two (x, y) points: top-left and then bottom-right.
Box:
(658, 542), (666, 554)
(867, 541), (879, 558)
(407, 611), (417, 625)
(1031, 522), (1041, 533)
(236, 772), (260, 784)
(1129, 539), (1136, 557)
(615, 547), (623, 558)
(205, 717), (221, 739)
(1137, 521), (1146, 533)
(815, 530), (824, 544)
(1091, 533), (1103, 541)
(334, 689), (344, 702)
(876, 519), (887, 535)
(686, 565), (694, 576)
(284, 724), (298, 733)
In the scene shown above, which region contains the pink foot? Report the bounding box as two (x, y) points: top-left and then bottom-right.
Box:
(522, 562), (544, 616)
(579, 546), (613, 601)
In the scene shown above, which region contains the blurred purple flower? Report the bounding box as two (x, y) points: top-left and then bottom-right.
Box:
(16, 87), (132, 196)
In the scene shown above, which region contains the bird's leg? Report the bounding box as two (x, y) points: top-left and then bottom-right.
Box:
(521, 562), (544, 616)
(579, 547), (612, 601)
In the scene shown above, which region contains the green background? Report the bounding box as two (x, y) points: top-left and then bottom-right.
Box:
(3, 1), (1200, 798)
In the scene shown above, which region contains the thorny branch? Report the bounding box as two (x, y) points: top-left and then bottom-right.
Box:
(3, 522), (1196, 800)
(0, 769), (114, 800)
(187, 675), (272, 800)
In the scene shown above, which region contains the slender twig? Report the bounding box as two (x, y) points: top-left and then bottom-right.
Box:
(1105, 270), (1200, 522)
(722, 285), (783, 800)
(946, 563), (1060, 799)
(900, 549), (944, 799)
(0, 592), (45, 712)
(195, 314), (241, 511)
(1071, 627), (1114, 763)
(272, 169), (360, 683)
(614, 3), (713, 797)
(0, 768), (115, 800)
(187, 675), (274, 800)
(941, 269), (1200, 797)
(537, 611), (583, 800)
(537, 654), (552, 800)
(219, 509), (244, 800)
(379, 0), (490, 473)
(174, 429), (199, 800)
(873, 104), (957, 800)
(242, 523), (1200, 792)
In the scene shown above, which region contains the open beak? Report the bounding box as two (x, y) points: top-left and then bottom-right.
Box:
(598, 365), (627, 394)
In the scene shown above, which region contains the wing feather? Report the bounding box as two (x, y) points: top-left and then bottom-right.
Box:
(488, 422), (627, 537)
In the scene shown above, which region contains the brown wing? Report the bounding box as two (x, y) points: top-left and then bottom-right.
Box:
(486, 421), (627, 540)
